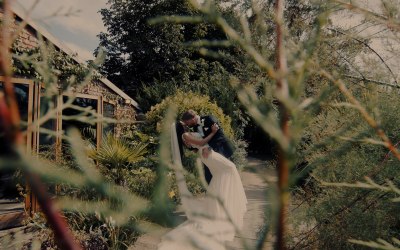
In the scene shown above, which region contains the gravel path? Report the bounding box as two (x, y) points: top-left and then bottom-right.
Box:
(130, 157), (273, 250)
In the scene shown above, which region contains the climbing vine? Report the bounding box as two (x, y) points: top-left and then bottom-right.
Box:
(11, 39), (99, 87)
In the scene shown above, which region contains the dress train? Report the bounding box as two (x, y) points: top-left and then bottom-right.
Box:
(158, 150), (247, 249)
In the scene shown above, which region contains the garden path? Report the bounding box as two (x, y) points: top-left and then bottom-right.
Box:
(129, 157), (274, 250)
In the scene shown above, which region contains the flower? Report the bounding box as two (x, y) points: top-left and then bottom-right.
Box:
(200, 118), (205, 127)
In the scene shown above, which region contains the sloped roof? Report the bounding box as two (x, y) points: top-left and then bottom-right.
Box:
(10, 3), (139, 109)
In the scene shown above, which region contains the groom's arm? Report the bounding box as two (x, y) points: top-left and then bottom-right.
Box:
(206, 115), (219, 125)
(204, 115), (223, 139)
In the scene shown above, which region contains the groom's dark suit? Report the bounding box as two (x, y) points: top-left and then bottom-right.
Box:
(196, 115), (234, 184)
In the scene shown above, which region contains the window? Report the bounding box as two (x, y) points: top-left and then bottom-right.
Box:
(38, 94), (57, 153)
(0, 79), (34, 153)
(0, 79), (33, 213)
(103, 101), (115, 136)
(62, 95), (99, 146)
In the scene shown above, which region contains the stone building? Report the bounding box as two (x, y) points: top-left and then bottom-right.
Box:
(0, 5), (140, 229)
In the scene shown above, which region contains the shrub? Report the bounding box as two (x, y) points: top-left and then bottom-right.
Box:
(89, 133), (148, 185)
(27, 144), (148, 249)
(145, 90), (248, 170)
(90, 133), (148, 169)
(290, 86), (400, 249)
(126, 167), (157, 199)
(137, 60), (249, 137)
(145, 90), (234, 139)
(167, 170), (206, 204)
(23, 211), (138, 250)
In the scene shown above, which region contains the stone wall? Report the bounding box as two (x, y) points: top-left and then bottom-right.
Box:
(14, 25), (39, 50)
(115, 105), (137, 137)
(0, 11), (40, 50)
(80, 80), (138, 137)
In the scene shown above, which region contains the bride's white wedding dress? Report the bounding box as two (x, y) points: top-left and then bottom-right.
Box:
(158, 129), (247, 250)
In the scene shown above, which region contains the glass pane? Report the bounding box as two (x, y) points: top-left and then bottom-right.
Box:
(38, 95), (57, 154)
(0, 82), (30, 128)
(0, 82), (30, 200)
(103, 102), (115, 135)
(62, 96), (98, 145)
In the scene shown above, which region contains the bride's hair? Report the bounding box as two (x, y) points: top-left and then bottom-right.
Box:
(175, 122), (186, 157)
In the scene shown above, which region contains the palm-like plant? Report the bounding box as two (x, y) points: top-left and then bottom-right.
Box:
(89, 133), (148, 185)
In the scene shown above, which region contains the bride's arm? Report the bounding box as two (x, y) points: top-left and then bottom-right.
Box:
(182, 124), (219, 146)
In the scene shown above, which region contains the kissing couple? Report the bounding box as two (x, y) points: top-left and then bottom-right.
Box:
(158, 110), (247, 249)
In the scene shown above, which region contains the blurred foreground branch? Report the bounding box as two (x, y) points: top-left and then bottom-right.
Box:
(0, 1), (82, 249)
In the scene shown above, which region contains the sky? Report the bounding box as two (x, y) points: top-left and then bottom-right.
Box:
(13, 0), (398, 78)
(330, 1), (399, 78)
(15, 0), (108, 61)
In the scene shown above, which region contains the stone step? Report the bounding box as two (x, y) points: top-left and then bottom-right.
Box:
(0, 199), (25, 230)
(0, 211), (26, 230)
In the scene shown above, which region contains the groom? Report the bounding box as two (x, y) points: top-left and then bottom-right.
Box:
(181, 110), (234, 184)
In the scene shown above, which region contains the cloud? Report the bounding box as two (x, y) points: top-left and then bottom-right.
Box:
(18, 0), (107, 35)
(330, 1), (399, 74)
(63, 41), (95, 62)
(16, 0), (106, 52)
(48, 3), (106, 37)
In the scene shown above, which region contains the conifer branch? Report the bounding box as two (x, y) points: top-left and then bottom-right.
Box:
(320, 69), (400, 161)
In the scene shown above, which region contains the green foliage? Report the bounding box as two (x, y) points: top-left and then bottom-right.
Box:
(98, 0), (251, 138)
(3, 128), (155, 246)
(154, 1), (400, 249)
(98, 0), (243, 90)
(349, 238), (400, 250)
(146, 90), (234, 139)
(24, 211), (138, 250)
(291, 86), (400, 249)
(125, 167), (157, 199)
(167, 170), (206, 204)
(3, 1), (400, 249)
(88, 133), (152, 193)
(98, 0), (214, 96)
(138, 59), (249, 137)
(91, 131), (154, 192)
(230, 138), (249, 170)
(90, 133), (148, 170)
(11, 43), (93, 86)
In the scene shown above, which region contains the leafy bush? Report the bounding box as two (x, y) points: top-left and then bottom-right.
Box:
(90, 133), (148, 168)
(138, 60), (249, 137)
(230, 138), (249, 171)
(167, 170), (206, 204)
(145, 90), (247, 170)
(290, 86), (400, 249)
(146, 90), (234, 139)
(23, 211), (138, 250)
(29, 143), (146, 249)
(126, 167), (157, 199)
(89, 133), (148, 185)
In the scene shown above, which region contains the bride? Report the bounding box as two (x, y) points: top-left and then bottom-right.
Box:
(158, 122), (247, 250)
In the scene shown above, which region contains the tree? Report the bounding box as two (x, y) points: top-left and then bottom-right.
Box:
(97, 0), (252, 137)
(97, 0), (232, 103)
(147, 1), (400, 249)
(97, 0), (190, 95)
